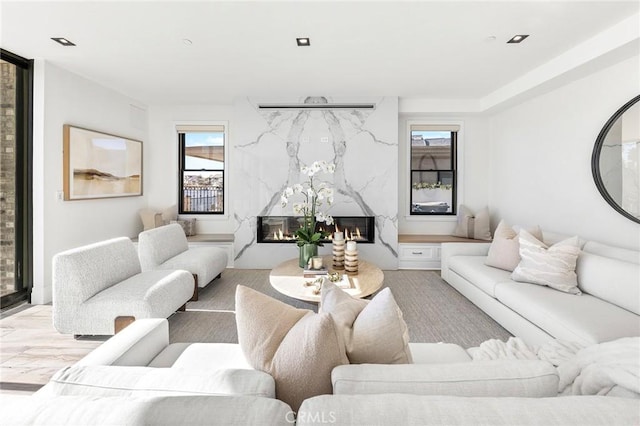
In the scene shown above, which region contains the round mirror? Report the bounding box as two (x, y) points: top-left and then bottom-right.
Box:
(592, 95), (640, 224)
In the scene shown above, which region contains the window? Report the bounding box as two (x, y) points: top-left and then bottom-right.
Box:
(1, 49), (33, 308)
(178, 125), (225, 214)
(410, 124), (458, 215)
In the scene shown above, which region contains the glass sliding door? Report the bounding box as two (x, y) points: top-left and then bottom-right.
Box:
(0, 50), (32, 309)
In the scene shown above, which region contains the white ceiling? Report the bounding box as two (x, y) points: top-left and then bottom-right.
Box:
(1, 1), (638, 106)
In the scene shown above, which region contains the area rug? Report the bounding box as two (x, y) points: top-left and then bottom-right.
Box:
(170, 269), (511, 348)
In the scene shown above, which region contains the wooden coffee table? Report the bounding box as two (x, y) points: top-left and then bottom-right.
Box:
(269, 256), (384, 303)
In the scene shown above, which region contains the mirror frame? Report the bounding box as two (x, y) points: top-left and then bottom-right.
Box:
(591, 94), (640, 224)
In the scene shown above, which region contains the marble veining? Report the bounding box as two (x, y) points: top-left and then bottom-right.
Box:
(232, 96), (399, 269)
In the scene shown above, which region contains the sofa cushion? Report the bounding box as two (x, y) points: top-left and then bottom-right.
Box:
(320, 282), (412, 364)
(161, 246), (227, 287)
(297, 395), (640, 426)
(408, 343), (471, 364)
(485, 221), (543, 272)
(331, 360), (558, 397)
(169, 343), (252, 370)
(40, 365), (275, 398)
(511, 231), (581, 294)
(582, 241), (640, 264)
(577, 252), (640, 315)
(235, 285), (348, 411)
(5, 395), (292, 426)
(452, 205), (492, 241)
(448, 256), (512, 298)
(495, 281), (640, 345)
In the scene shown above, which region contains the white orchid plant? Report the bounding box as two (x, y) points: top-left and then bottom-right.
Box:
(281, 161), (336, 247)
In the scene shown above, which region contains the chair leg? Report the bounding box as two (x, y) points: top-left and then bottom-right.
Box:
(114, 316), (136, 334)
(190, 274), (199, 302)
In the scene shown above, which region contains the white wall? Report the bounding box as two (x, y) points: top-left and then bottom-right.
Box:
(488, 55), (640, 249)
(32, 61), (149, 304)
(398, 115), (491, 234)
(145, 104), (235, 234)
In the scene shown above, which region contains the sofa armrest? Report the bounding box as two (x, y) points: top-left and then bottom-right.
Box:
(332, 360), (558, 398)
(75, 319), (169, 367)
(440, 242), (491, 281)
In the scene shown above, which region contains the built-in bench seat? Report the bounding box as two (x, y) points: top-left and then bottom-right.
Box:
(398, 234), (486, 270)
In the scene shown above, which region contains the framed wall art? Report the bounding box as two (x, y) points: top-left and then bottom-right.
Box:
(63, 125), (143, 200)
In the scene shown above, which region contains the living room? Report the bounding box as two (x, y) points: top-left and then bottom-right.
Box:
(1, 1), (639, 424)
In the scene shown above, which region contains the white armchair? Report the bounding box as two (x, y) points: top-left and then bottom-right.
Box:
(137, 224), (228, 299)
(52, 237), (194, 336)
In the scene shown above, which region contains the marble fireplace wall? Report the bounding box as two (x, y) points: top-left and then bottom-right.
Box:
(232, 96), (399, 269)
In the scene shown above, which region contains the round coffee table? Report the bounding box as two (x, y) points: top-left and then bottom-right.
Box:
(269, 256), (384, 303)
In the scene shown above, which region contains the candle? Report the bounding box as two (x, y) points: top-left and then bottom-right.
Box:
(346, 241), (357, 252)
(334, 231), (344, 241)
(312, 256), (323, 270)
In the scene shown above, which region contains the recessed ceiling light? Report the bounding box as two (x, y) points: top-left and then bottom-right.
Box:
(182, 39), (193, 46)
(51, 37), (76, 46)
(296, 37), (310, 47)
(507, 34), (529, 44)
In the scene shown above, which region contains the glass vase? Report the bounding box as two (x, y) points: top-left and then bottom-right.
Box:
(299, 243), (318, 268)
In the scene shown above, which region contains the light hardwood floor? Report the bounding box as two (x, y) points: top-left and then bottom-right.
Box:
(0, 304), (102, 396)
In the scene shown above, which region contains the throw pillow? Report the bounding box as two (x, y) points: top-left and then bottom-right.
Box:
(511, 230), (581, 294)
(139, 205), (178, 230)
(139, 209), (163, 231)
(320, 281), (413, 364)
(235, 286), (348, 412)
(171, 218), (196, 236)
(452, 205), (492, 241)
(485, 220), (543, 271)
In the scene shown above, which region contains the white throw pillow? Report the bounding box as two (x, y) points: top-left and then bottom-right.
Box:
(235, 286), (348, 412)
(511, 230), (581, 294)
(452, 205), (492, 241)
(485, 221), (543, 271)
(320, 281), (413, 364)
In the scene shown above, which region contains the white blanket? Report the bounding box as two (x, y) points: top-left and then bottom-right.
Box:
(468, 337), (582, 366)
(469, 337), (640, 397)
(557, 337), (640, 397)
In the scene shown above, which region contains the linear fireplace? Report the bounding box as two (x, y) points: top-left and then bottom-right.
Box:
(257, 216), (375, 244)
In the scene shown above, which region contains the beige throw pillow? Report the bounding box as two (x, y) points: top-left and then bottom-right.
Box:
(452, 205), (492, 241)
(235, 286), (348, 411)
(511, 230), (581, 295)
(485, 221), (543, 271)
(320, 281), (412, 364)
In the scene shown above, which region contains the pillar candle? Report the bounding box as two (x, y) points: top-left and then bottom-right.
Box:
(334, 231), (344, 241)
(346, 241), (357, 251)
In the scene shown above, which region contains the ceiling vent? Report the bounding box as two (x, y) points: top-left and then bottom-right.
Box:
(257, 96), (375, 110)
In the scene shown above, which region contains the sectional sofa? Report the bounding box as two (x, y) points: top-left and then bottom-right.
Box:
(441, 231), (640, 346)
(4, 318), (638, 425)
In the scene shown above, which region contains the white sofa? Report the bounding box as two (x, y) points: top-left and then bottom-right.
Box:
(52, 237), (194, 336)
(441, 234), (640, 346)
(8, 319), (638, 425)
(138, 223), (228, 291)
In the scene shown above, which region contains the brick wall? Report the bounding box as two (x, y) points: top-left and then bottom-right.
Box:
(0, 61), (16, 297)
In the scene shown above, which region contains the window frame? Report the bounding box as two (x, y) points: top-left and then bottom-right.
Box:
(177, 123), (228, 215)
(0, 49), (33, 308)
(404, 120), (464, 220)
